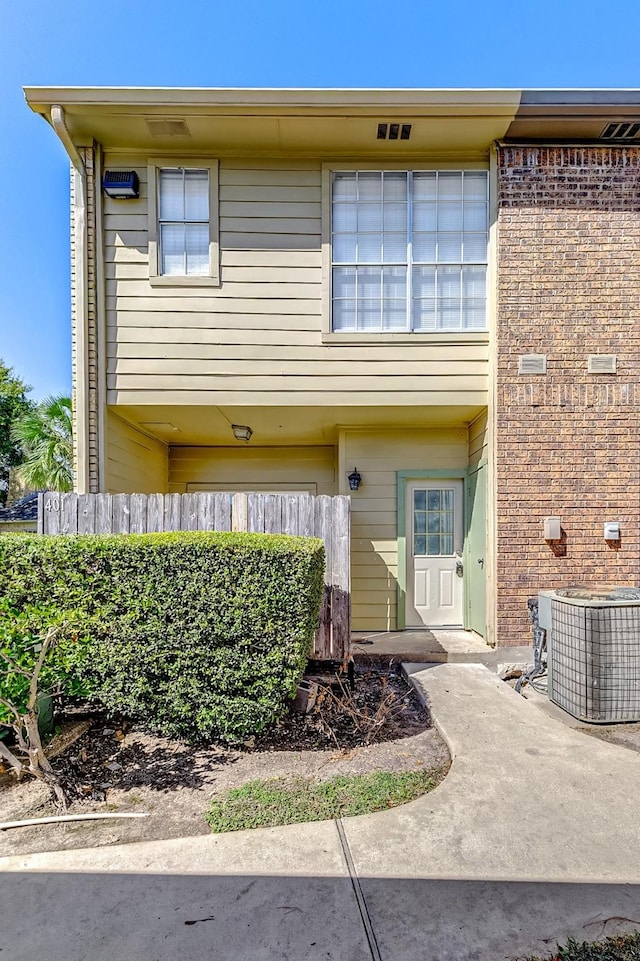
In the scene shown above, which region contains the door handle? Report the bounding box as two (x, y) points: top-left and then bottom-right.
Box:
(478, 558), (485, 569)
(455, 559), (464, 577)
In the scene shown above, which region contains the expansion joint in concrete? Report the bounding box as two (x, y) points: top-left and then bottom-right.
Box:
(335, 818), (382, 961)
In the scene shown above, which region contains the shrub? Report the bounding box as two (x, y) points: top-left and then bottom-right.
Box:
(0, 532), (324, 743)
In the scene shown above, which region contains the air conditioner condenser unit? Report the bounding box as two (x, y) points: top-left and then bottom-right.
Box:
(539, 587), (640, 723)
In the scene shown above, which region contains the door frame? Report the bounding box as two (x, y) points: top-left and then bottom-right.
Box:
(397, 469), (469, 631)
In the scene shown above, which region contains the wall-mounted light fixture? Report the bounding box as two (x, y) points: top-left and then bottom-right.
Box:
(102, 170), (139, 199)
(348, 468), (362, 491)
(231, 424), (253, 443)
(604, 522), (620, 540)
(543, 517), (561, 540)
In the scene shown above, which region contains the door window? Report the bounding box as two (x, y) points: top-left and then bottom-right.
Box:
(413, 488), (454, 556)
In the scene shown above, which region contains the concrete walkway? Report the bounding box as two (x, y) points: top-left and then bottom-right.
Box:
(3, 664), (640, 960)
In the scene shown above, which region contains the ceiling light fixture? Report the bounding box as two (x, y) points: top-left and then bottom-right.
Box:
(232, 424), (253, 443)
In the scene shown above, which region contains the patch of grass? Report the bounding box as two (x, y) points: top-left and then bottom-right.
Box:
(523, 931), (640, 960)
(205, 768), (445, 833)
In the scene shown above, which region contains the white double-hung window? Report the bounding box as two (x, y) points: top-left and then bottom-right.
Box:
(331, 170), (488, 333)
(148, 160), (220, 285)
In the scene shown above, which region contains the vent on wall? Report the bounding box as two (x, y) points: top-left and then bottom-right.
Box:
(600, 121), (640, 140)
(377, 122), (412, 141)
(518, 354), (547, 375)
(145, 118), (191, 138)
(588, 354), (617, 374)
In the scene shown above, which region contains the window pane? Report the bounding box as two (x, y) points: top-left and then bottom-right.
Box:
(439, 267), (461, 299)
(413, 173), (436, 200)
(415, 535), (427, 556)
(438, 172), (462, 200)
(438, 234), (462, 263)
(333, 267), (356, 298)
(463, 172), (488, 200)
(160, 224), (185, 275)
(413, 266), (436, 299)
(333, 300), (356, 330)
(427, 535), (441, 556)
(462, 233), (488, 262)
(383, 172), (407, 200)
(333, 173), (357, 200)
(358, 172), (382, 200)
(412, 301), (436, 331)
(358, 203), (382, 232)
(334, 234), (357, 262)
(428, 490), (441, 510)
(441, 535), (454, 554)
(358, 267), (382, 299)
(427, 513), (440, 533)
(442, 490), (453, 510)
(414, 512), (427, 533)
(357, 299), (381, 331)
(159, 169), (184, 221)
(382, 233), (407, 262)
(413, 203), (437, 231)
(358, 234), (382, 263)
(462, 266), (486, 299)
(463, 202), (487, 231)
(383, 203), (407, 232)
(184, 170), (209, 221)
(413, 233), (437, 262)
(414, 490), (426, 510)
(437, 299), (461, 330)
(383, 266), (406, 299)
(438, 202), (463, 231)
(333, 203), (357, 232)
(462, 300), (486, 330)
(382, 301), (406, 330)
(442, 512), (454, 534)
(185, 223), (209, 275)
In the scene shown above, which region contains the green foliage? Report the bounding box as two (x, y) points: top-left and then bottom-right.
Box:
(11, 394), (73, 492)
(524, 932), (640, 961)
(205, 769), (445, 833)
(0, 531), (324, 743)
(0, 360), (33, 506)
(0, 601), (89, 728)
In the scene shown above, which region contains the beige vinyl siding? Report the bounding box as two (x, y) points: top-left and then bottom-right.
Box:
(104, 157), (489, 408)
(168, 446), (336, 494)
(341, 427), (469, 632)
(105, 410), (169, 493)
(468, 409), (488, 468)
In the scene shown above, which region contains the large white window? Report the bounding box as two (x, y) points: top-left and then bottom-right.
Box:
(159, 168), (209, 276)
(331, 170), (488, 333)
(148, 159), (219, 286)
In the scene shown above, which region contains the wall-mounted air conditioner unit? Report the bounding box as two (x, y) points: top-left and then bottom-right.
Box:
(539, 587), (640, 723)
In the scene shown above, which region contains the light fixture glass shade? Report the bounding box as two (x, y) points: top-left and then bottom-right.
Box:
(348, 468), (362, 491)
(231, 424), (253, 442)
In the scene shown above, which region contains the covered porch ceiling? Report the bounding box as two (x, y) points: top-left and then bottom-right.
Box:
(113, 404), (486, 446)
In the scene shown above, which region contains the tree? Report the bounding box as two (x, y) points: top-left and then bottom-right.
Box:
(11, 395), (73, 493)
(0, 360), (32, 506)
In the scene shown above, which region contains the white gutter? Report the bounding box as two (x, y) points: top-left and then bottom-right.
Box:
(50, 105), (90, 494)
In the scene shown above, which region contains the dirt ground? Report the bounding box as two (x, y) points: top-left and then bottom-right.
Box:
(0, 665), (449, 857)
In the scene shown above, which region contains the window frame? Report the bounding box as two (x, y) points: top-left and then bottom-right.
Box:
(147, 158), (220, 286)
(321, 162), (491, 343)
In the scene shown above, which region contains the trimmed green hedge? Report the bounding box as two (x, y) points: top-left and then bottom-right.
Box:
(0, 532), (324, 743)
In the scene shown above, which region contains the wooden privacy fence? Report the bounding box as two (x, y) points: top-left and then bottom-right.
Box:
(38, 491), (350, 660)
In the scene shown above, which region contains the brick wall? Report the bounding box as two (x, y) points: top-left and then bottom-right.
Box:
(496, 146), (640, 646)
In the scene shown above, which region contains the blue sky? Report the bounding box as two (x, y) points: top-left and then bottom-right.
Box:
(1, 0), (639, 399)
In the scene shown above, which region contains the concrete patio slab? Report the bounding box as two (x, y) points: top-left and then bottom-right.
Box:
(3, 664), (640, 961)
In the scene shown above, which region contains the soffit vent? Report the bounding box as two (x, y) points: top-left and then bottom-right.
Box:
(145, 118), (191, 138)
(588, 354), (617, 373)
(600, 121), (640, 140)
(518, 354), (547, 375)
(377, 122), (412, 141)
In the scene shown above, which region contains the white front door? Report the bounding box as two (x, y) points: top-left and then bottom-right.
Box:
(406, 480), (464, 628)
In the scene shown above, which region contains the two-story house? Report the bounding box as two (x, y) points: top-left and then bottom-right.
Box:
(25, 87), (640, 647)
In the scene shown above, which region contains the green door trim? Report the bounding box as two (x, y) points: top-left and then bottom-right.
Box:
(465, 458), (488, 636)
(396, 469), (468, 631)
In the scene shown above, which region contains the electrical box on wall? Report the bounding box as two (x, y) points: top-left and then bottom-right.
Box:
(544, 517), (561, 540)
(604, 522), (620, 540)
